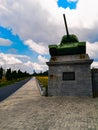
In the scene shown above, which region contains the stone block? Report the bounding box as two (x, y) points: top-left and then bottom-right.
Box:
(46, 54), (93, 97)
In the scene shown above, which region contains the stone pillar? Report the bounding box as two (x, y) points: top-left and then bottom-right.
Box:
(46, 54), (93, 97)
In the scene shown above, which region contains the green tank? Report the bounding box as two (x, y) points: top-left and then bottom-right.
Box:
(49, 14), (86, 56)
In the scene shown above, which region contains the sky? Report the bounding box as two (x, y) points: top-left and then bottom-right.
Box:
(0, 0), (98, 74)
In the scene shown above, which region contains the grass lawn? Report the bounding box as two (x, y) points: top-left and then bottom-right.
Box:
(36, 76), (48, 96)
(36, 76), (48, 88)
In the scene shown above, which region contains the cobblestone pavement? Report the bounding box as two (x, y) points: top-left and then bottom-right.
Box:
(0, 77), (98, 130)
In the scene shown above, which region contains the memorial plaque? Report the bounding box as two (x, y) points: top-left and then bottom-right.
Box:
(62, 72), (75, 81)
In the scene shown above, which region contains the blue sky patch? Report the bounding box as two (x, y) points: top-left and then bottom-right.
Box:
(0, 26), (46, 63)
(0, 26), (28, 55)
(57, 0), (78, 9)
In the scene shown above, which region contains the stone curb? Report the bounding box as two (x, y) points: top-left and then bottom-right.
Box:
(35, 77), (46, 96)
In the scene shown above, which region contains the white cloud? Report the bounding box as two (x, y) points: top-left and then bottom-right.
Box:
(76, 0), (98, 28)
(0, 53), (31, 70)
(24, 55), (48, 73)
(64, 0), (98, 29)
(0, 0), (63, 44)
(0, 3), (10, 12)
(24, 39), (49, 55)
(0, 53), (22, 65)
(86, 41), (98, 59)
(0, 0), (98, 45)
(67, 0), (78, 2)
(0, 53), (30, 63)
(0, 53), (48, 74)
(91, 62), (98, 68)
(38, 55), (48, 63)
(0, 38), (12, 46)
(24, 61), (48, 73)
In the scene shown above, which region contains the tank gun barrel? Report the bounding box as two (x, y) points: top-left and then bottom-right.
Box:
(63, 14), (69, 37)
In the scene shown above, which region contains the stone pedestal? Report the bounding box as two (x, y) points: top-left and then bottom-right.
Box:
(46, 54), (93, 97)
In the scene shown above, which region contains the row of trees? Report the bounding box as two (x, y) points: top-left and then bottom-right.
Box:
(0, 66), (48, 81)
(0, 67), (31, 81)
(32, 70), (48, 76)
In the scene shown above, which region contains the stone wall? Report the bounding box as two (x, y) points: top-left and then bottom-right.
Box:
(47, 54), (93, 97)
(92, 70), (98, 97)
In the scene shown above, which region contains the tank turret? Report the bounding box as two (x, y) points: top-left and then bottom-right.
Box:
(60, 34), (79, 45)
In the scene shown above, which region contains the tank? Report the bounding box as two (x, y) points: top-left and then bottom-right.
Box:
(49, 14), (86, 57)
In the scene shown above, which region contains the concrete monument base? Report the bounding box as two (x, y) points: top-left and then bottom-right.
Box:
(46, 54), (93, 96)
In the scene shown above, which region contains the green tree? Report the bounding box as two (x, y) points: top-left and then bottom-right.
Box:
(12, 70), (18, 80)
(0, 67), (3, 79)
(18, 69), (23, 78)
(5, 68), (12, 80)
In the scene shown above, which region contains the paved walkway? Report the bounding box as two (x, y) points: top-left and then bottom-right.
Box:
(0, 77), (98, 130)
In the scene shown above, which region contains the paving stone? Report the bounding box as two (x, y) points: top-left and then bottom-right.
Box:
(0, 77), (98, 130)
